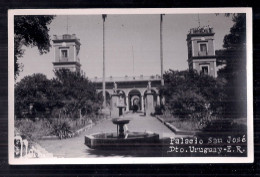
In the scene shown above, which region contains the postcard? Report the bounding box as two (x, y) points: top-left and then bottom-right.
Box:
(8, 8), (253, 164)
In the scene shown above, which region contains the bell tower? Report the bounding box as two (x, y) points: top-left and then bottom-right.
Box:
(187, 26), (217, 77)
(52, 34), (81, 72)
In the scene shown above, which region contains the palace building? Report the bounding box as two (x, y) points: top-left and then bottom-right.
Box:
(90, 75), (161, 112)
(52, 26), (217, 113)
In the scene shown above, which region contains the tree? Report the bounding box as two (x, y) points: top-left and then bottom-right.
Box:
(15, 69), (102, 119)
(52, 69), (102, 119)
(15, 73), (55, 118)
(160, 70), (225, 119)
(14, 15), (55, 79)
(216, 14), (247, 118)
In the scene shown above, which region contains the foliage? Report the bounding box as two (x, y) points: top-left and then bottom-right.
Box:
(15, 119), (52, 141)
(14, 15), (55, 79)
(15, 69), (102, 120)
(197, 119), (247, 143)
(15, 73), (56, 119)
(216, 13), (247, 118)
(167, 90), (206, 119)
(160, 70), (225, 121)
(15, 117), (95, 140)
(154, 105), (164, 115)
(50, 118), (73, 139)
(169, 119), (201, 131)
(201, 119), (245, 132)
(52, 69), (102, 119)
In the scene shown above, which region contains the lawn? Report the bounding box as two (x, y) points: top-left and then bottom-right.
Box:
(159, 114), (247, 132)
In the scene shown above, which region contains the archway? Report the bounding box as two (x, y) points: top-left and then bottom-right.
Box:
(144, 89), (157, 110)
(116, 90), (126, 108)
(128, 89), (142, 111)
(144, 89), (157, 101)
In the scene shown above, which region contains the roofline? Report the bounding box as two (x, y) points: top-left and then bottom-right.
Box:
(91, 79), (161, 83)
(186, 33), (215, 41)
(190, 55), (216, 59)
(53, 61), (81, 67)
(53, 39), (81, 46)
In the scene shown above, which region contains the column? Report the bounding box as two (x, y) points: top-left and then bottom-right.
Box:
(146, 93), (154, 116)
(214, 61), (217, 78)
(126, 96), (129, 111)
(74, 45), (76, 61)
(157, 95), (160, 106)
(54, 46), (56, 62)
(110, 94), (119, 118)
(141, 95), (144, 112)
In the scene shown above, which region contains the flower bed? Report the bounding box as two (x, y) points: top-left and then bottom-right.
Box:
(15, 115), (108, 141)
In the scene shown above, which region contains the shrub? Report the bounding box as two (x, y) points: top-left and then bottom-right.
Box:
(167, 90), (207, 120)
(196, 119), (247, 142)
(15, 116), (98, 141)
(15, 119), (52, 141)
(51, 118), (73, 139)
(201, 119), (247, 133)
(154, 105), (164, 115)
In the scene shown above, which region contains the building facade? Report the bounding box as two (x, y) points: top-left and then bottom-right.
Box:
(52, 33), (161, 113)
(187, 26), (217, 77)
(52, 34), (81, 72)
(52, 28), (218, 113)
(90, 75), (161, 112)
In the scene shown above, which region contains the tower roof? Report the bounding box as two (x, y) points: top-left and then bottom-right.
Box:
(187, 26), (215, 40)
(53, 34), (81, 45)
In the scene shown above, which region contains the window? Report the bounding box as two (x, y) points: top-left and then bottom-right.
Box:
(200, 44), (207, 52)
(61, 50), (68, 58)
(201, 65), (209, 75)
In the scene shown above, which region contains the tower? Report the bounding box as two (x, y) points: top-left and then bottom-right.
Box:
(52, 34), (81, 72)
(187, 26), (217, 77)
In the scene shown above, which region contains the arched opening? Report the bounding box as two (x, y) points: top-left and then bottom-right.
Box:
(144, 89), (157, 101)
(128, 89), (142, 112)
(116, 90), (126, 107)
(144, 89), (157, 109)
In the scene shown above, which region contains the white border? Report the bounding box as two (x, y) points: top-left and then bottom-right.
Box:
(8, 8), (253, 164)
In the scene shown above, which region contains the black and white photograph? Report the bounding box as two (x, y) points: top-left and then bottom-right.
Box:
(8, 8), (253, 164)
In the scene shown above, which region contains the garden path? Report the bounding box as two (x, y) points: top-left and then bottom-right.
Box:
(38, 112), (175, 158)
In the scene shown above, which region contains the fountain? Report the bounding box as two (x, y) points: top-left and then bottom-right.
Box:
(112, 118), (130, 138)
(85, 85), (159, 149)
(84, 118), (159, 149)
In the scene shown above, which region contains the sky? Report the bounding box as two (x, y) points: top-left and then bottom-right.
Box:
(16, 14), (234, 82)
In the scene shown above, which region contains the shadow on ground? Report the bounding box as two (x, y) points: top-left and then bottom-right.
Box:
(85, 136), (247, 158)
(84, 139), (192, 157)
(85, 146), (163, 157)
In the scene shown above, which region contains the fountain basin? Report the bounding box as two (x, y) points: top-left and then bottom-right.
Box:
(112, 118), (130, 125)
(85, 131), (160, 149)
(112, 118), (131, 138)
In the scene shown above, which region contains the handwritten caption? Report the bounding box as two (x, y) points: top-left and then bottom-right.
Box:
(167, 135), (247, 155)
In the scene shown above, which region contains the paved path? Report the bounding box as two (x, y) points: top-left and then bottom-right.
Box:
(38, 112), (175, 158)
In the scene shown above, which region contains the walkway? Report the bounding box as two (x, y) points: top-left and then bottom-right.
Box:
(38, 112), (175, 158)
